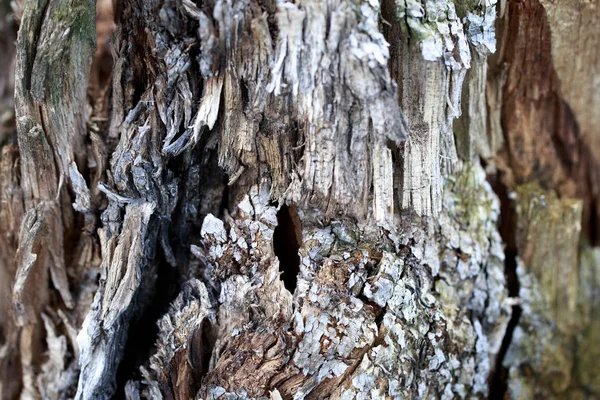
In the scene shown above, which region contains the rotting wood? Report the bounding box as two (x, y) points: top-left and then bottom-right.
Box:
(1, 0), (600, 398)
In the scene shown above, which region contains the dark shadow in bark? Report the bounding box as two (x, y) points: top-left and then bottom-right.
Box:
(488, 167), (522, 400)
(273, 204), (301, 293)
(114, 250), (180, 399)
(187, 318), (216, 395)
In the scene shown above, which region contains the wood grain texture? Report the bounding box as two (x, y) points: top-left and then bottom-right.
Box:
(1, 0), (600, 398)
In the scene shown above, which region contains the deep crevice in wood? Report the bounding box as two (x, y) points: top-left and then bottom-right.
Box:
(181, 317), (215, 397)
(197, 318), (216, 381)
(115, 251), (181, 398)
(488, 167), (522, 400)
(273, 204), (301, 294)
(379, 0), (401, 89)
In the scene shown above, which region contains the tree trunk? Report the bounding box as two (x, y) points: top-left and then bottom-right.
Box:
(1, 0), (599, 399)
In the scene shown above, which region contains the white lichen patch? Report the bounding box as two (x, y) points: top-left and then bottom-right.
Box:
(191, 183), (296, 395)
(465, 0), (498, 55)
(331, 163), (510, 399)
(397, 0), (471, 69)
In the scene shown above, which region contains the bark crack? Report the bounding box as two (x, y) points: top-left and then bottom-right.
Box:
(115, 248), (181, 396)
(488, 167), (522, 399)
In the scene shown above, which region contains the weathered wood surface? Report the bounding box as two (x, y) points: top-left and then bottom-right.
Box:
(0, 0), (599, 399)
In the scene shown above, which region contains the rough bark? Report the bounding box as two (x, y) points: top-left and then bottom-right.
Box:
(0, 0), (599, 399)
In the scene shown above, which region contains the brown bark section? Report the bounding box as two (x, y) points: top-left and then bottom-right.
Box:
(488, 0), (600, 397)
(490, 0), (600, 242)
(0, 3), (23, 399)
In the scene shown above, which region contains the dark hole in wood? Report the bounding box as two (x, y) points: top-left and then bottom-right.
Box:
(240, 78), (250, 110)
(273, 204), (302, 294)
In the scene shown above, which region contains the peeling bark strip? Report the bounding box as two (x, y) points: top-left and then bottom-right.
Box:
(9, 0), (97, 397)
(2, 0), (600, 398)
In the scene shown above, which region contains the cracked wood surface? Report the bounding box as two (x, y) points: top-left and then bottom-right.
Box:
(0, 0), (599, 399)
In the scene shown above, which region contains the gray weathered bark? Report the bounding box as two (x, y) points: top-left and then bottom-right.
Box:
(1, 0), (599, 399)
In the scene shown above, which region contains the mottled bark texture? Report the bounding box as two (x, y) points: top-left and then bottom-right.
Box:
(1, 0), (599, 399)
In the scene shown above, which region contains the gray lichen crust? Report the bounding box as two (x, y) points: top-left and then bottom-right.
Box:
(131, 163), (509, 399)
